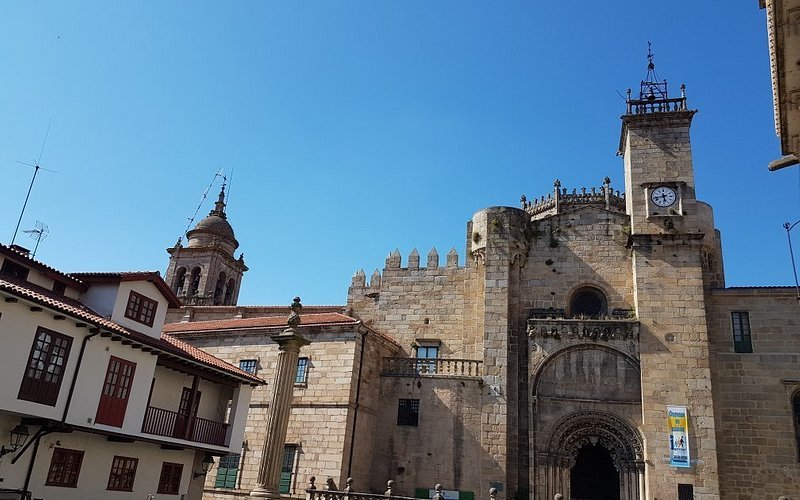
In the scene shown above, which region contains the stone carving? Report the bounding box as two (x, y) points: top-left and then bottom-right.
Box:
(287, 296), (302, 327)
(528, 318), (639, 342)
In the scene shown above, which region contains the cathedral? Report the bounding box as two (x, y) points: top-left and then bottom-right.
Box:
(162, 65), (800, 500)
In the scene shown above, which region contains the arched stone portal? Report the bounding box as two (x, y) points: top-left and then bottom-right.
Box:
(536, 411), (644, 500)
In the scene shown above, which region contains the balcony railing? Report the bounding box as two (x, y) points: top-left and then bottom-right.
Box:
(141, 405), (229, 447)
(527, 318), (639, 342)
(381, 357), (482, 378)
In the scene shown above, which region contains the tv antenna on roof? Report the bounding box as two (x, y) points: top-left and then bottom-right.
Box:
(11, 119), (59, 245)
(23, 221), (49, 258)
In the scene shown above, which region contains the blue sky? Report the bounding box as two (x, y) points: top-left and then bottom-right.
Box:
(0, 1), (796, 305)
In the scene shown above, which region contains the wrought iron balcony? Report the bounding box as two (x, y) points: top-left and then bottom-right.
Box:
(527, 317), (639, 342)
(381, 357), (482, 378)
(141, 405), (229, 447)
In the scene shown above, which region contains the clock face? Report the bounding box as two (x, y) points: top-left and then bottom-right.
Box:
(651, 186), (677, 207)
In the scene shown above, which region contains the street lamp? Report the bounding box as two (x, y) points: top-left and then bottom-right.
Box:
(0, 424), (30, 457)
(783, 221), (800, 303)
(193, 454), (215, 479)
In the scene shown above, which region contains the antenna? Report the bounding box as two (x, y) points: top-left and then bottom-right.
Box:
(22, 221), (49, 258)
(11, 119), (58, 245)
(181, 169), (225, 238)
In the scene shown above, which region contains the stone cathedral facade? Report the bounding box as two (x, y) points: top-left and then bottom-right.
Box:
(164, 70), (800, 500)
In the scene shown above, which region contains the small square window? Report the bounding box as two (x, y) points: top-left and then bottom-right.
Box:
(52, 281), (67, 296)
(0, 259), (29, 280)
(239, 359), (258, 374)
(157, 462), (183, 494)
(45, 448), (84, 488)
(397, 398), (420, 426)
(124, 291), (158, 327)
(731, 311), (752, 353)
(677, 483), (694, 500)
(295, 357), (309, 385)
(107, 455), (138, 491)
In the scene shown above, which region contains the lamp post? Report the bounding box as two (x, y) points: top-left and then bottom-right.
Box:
(0, 424), (30, 457)
(783, 221), (800, 303)
(193, 454), (215, 479)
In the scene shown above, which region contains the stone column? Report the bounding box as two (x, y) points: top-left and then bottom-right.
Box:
(251, 298), (310, 498)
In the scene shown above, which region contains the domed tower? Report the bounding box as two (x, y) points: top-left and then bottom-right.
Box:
(165, 185), (248, 306)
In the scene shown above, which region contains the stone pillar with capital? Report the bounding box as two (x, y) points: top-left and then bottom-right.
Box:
(251, 297), (310, 498)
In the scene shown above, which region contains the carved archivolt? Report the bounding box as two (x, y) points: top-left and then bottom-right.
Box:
(541, 410), (644, 472)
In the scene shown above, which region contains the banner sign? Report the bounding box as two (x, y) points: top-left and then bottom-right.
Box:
(667, 405), (690, 467)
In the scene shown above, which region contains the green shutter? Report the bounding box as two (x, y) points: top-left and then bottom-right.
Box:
(415, 488), (429, 499)
(459, 492), (475, 500)
(214, 454), (240, 489)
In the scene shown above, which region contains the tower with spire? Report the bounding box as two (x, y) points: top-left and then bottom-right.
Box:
(165, 184), (248, 306)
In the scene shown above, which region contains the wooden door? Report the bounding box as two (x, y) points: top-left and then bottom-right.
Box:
(96, 357), (136, 427)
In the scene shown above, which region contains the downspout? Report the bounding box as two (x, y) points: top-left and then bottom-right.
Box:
(62, 330), (100, 423)
(20, 427), (55, 493)
(346, 327), (367, 477)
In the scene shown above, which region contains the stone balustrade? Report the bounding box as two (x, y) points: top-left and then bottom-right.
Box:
(527, 318), (639, 342)
(521, 178), (626, 219)
(626, 96), (687, 115)
(306, 477), (497, 500)
(381, 357), (482, 378)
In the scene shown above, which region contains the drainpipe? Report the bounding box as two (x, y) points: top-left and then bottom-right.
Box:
(20, 427), (56, 492)
(346, 327), (367, 477)
(61, 330), (100, 423)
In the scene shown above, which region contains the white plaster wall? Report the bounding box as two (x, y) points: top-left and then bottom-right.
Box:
(110, 281), (170, 338)
(28, 431), (199, 500)
(78, 282), (118, 318)
(0, 299), (88, 420)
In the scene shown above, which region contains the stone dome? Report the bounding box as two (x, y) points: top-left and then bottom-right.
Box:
(185, 186), (239, 255)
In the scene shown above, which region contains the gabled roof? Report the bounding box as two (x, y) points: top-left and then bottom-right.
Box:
(0, 276), (263, 385)
(164, 312), (403, 349)
(0, 243), (87, 291)
(164, 312), (360, 334)
(71, 271), (182, 308)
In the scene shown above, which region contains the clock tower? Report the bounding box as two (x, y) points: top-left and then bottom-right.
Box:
(619, 49), (722, 499)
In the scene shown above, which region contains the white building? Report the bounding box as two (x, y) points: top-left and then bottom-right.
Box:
(0, 243), (263, 500)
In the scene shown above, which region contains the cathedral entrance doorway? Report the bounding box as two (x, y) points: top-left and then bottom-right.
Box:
(569, 444), (619, 500)
(535, 410), (644, 500)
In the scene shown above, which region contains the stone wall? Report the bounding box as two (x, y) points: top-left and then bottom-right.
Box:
(368, 375), (485, 497)
(707, 287), (800, 499)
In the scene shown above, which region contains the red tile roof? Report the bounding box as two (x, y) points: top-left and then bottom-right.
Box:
(0, 244), (87, 290)
(0, 277), (263, 385)
(71, 271), (182, 308)
(163, 312), (360, 333)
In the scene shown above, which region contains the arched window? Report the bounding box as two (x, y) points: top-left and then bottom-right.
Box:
(189, 267), (201, 296)
(223, 278), (235, 305)
(794, 391), (800, 462)
(173, 267), (186, 294)
(213, 272), (226, 305)
(569, 286), (608, 318)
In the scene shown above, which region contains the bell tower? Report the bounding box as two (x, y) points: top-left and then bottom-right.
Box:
(165, 184), (248, 306)
(620, 47), (721, 499)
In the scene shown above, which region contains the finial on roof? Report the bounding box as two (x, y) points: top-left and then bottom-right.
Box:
(210, 180), (228, 219)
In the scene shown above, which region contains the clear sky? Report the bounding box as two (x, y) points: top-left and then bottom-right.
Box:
(1, 1), (797, 306)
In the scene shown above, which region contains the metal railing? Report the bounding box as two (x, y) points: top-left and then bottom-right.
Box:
(626, 96), (687, 115)
(306, 477), (497, 500)
(141, 405), (229, 446)
(527, 318), (639, 342)
(381, 358), (482, 377)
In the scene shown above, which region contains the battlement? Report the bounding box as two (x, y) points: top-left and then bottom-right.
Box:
(520, 178), (626, 220)
(349, 247), (463, 290)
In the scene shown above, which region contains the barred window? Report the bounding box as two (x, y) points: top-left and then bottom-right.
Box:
(793, 392), (800, 463)
(295, 357), (309, 385)
(731, 311), (752, 353)
(45, 448), (84, 487)
(124, 291), (158, 327)
(107, 455), (138, 491)
(279, 444), (298, 494)
(397, 398), (420, 426)
(677, 483), (694, 500)
(239, 359), (257, 374)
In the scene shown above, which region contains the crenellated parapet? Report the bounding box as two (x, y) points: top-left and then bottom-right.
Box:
(520, 177), (626, 220)
(348, 247), (465, 298)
